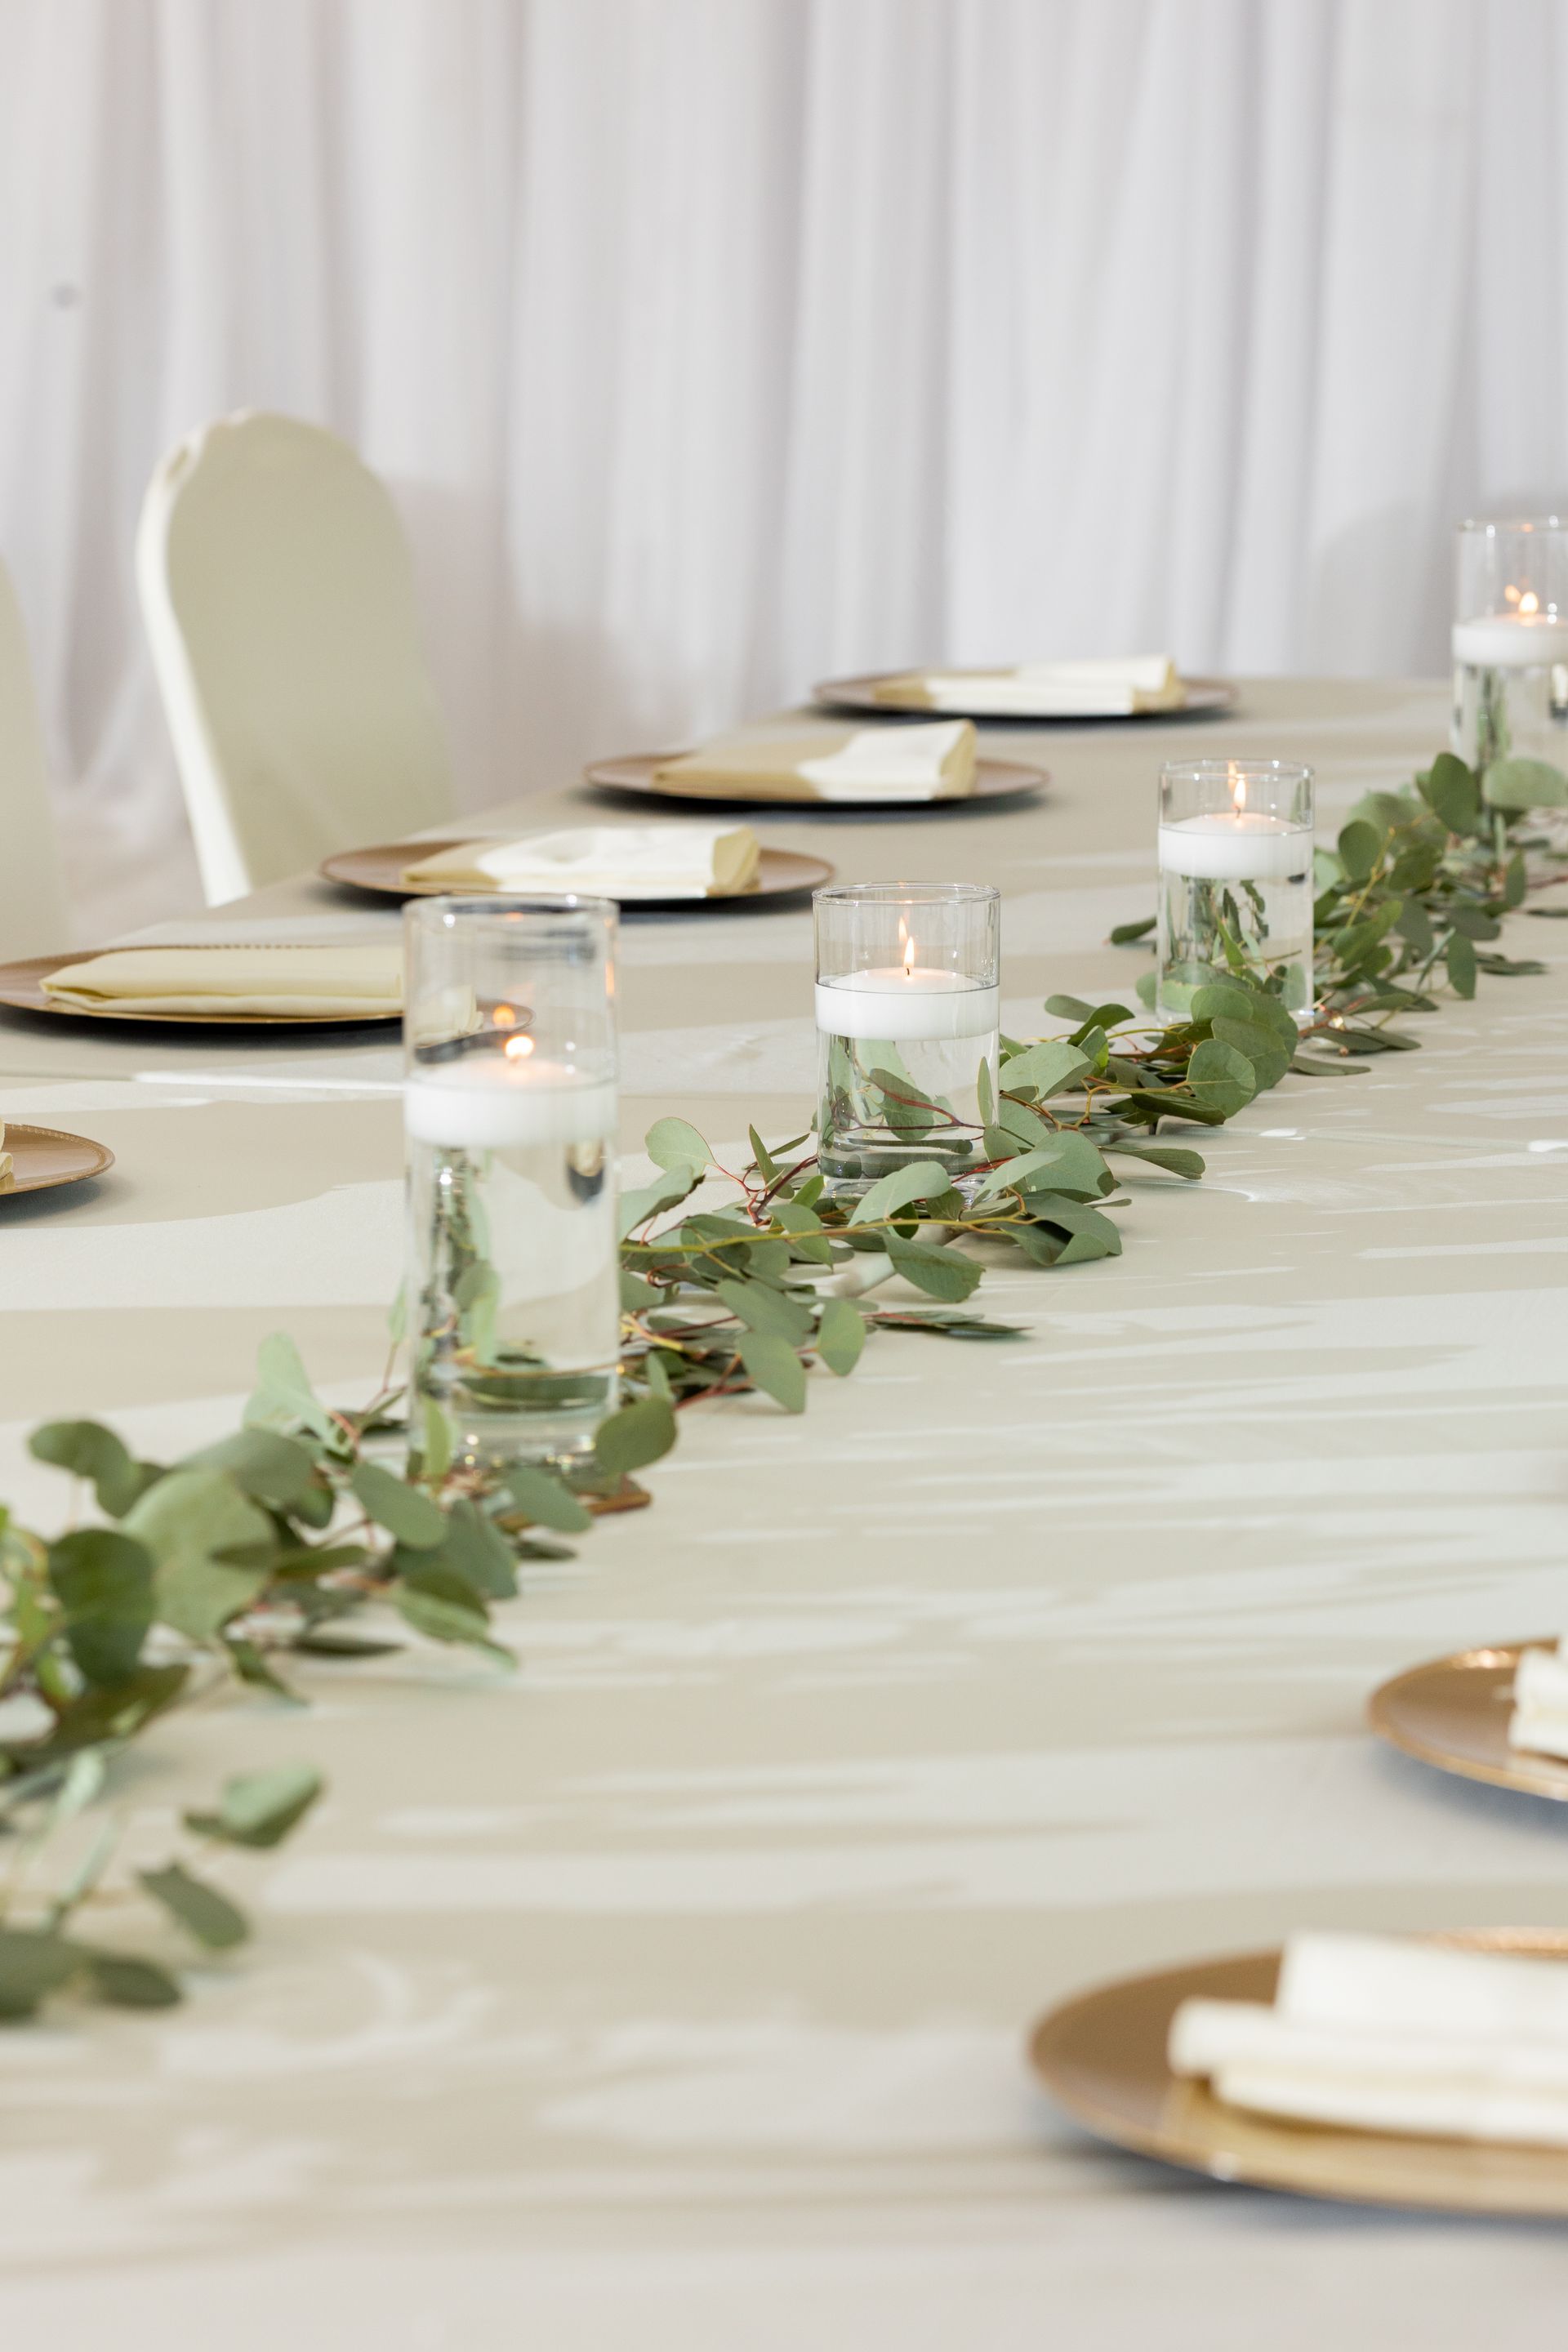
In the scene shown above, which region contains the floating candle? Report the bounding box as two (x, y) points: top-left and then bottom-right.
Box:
(1452, 611), (1568, 668)
(813, 965), (1000, 1040)
(403, 1056), (617, 1150)
(1157, 812), (1311, 883)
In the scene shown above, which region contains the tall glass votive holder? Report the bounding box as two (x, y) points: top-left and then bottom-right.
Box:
(1452, 517), (1568, 773)
(403, 897), (620, 1474)
(813, 881), (1000, 1200)
(1156, 761), (1314, 1025)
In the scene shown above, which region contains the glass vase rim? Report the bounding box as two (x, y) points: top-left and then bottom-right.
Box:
(1159, 759), (1312, 786)
(812, 880), (1000, 906)
(403, 893), (619, 929)
(1455, 514), (1568, 537)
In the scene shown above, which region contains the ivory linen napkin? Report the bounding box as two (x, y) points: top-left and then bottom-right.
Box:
(1170, 1931), (1568, 2148)
(651, 720), (977, 803)
(42, 945), (403, 1018)
(1509, 1642), (1568, 1760)
(872, 655), (1185, 716)
(403, 824), (761, 899)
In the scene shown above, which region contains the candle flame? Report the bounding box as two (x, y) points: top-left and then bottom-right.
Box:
(492, 1002), (518, 1028)
(903, 933), (916, 978)
(503, 1032), (536, 1061)
(1231, 771), (1247, 812)
(1521, 590), (1541, 615)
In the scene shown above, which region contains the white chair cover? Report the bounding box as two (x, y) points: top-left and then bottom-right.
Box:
(137, 412), (454, 903)
(0, 556), (69, 957)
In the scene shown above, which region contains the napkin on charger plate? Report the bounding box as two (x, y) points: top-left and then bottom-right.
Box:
(651, 719), (977, 803)
(41, 944), (403, 1018)
(1510, 1641), (1568, 1759)
(872, 655), (1187, 717)
(403, 823), (761, 899)
(1170, 1931), (1568, 2148)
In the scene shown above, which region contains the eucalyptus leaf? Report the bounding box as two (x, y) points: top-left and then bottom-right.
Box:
(185, 1762), (323, 1850)
(884, 1234), (983, 1302)
(181, 1428), (318, 1508)
(349, 1459), (447, 1549)
(79, 1950), (182, 2009)
(713, 1277), (814, 1343)
(244, 1332), (337, 1443)
(594, 1396), (678, 1477)
(1336, 819), (1383, 883)
(647, 1117), (712, 1173)
(124, 1468), (275, 1644)
(0, 1929), (83, 2020)
(1186, 1037), (1258, 1117)
(498, 1465), (593, 1535)
(28, 1422), (152, 1517)
(47, 1529), (155, 1687)
(815, 1298), (866, 1375)
(618, 1166), (702, 1239)
(998, 1039), (1092, 1099)
(847, 1160), (956, 1227)
(1483, 755), (1568, 811)
(1446, 932), (1477, 997)
(737, 1331), (808, 1412)
(1107, 918), (1156, 946)
(139, 1863), (248, 1951)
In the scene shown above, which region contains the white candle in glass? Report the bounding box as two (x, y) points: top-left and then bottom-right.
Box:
(1158, 812), (1310, 883)
(404, 1049), (617, 1149)
(1452, 608), (1568, 667)
(814, 964), (1000, 1040)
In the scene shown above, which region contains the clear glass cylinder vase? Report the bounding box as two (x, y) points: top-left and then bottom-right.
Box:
(813, 880), (1000, 1199)
(403, 896), (620, 1472)
(1156, 760), (1315, 1024)
(1451, 516), (1568, 777)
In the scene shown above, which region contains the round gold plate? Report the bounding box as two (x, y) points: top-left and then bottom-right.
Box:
(320, 841), (835, 906)
(813, 672), (1237, 722)
(1368, 1642), (1568, 1801)
(582, 751), (1049, 808)
(2, 1122), (114, 1198)
(1029, 1929), (1568, 2215)
(0, 952), (399, 1028)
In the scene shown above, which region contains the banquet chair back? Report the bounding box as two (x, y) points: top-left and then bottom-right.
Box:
(0, 555), (70, 956)
(137, 411), (454, 903)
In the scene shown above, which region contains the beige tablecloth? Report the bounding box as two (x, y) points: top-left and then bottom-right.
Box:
(2, 679), (1568, 2347)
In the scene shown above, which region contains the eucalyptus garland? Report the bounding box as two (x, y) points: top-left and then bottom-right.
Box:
(1, 743), (1560, 2023)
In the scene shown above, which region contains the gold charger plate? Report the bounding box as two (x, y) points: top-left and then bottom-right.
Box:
(814, 671), (1237, 723)
(321, 841), (835, 907)
(582, 751), (1049, 808)
(1029, 1930), (1568, 2216)
(1368, 1641), (1568, 1801)
(0, 951), (400, 1029)
(2, 1123), (114, 1198)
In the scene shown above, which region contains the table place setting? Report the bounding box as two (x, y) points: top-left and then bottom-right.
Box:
(1369, 1639), (1568, 1803)
(585, 717), (1048, 808)
(1030, 1931), (1568, 2216)
(0, 1115), (114, 1199)
(814, 652), (1237, 722)
(0, 941), (405, 1024)
(321, 821), (833, 907)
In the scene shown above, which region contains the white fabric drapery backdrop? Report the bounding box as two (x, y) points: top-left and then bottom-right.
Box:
(2, 0), (1566, 933)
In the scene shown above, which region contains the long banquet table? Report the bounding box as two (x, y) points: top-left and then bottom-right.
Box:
(3, 677), (1568, 2344)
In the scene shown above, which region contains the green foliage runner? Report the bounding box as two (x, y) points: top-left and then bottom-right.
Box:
(0, 746), (1561, 2022)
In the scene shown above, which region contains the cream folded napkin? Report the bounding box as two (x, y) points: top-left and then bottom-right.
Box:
(1509, 1642), (1568, 1759)
(1170, 1932), (1568, 2148)
(403, 823), (761, 898)
(652, 721), (977, 803)
(42, 945), (403, 1018)
(872, 655), (1185, 716)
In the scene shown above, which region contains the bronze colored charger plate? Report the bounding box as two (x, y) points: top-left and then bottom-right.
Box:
(2, 1122), (114, 1199)
(1029, 1929), (1568, 2216)
(581, 751), (1049, 808)
(813, 672), (1237, 722)
(0, 951), (400, 1028)
(1368, 1641), (1568, 1801)
(321, 840), (835, 906)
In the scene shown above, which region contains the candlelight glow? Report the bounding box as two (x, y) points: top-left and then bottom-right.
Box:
(492, 1002), (518, 1027)
(1521, 590), (1541, 615)
(1231, 770), (1248, 812)
(503, 1031), (536, 1060)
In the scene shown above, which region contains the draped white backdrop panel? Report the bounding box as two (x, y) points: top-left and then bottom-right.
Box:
(1, 0), (1566, 933)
